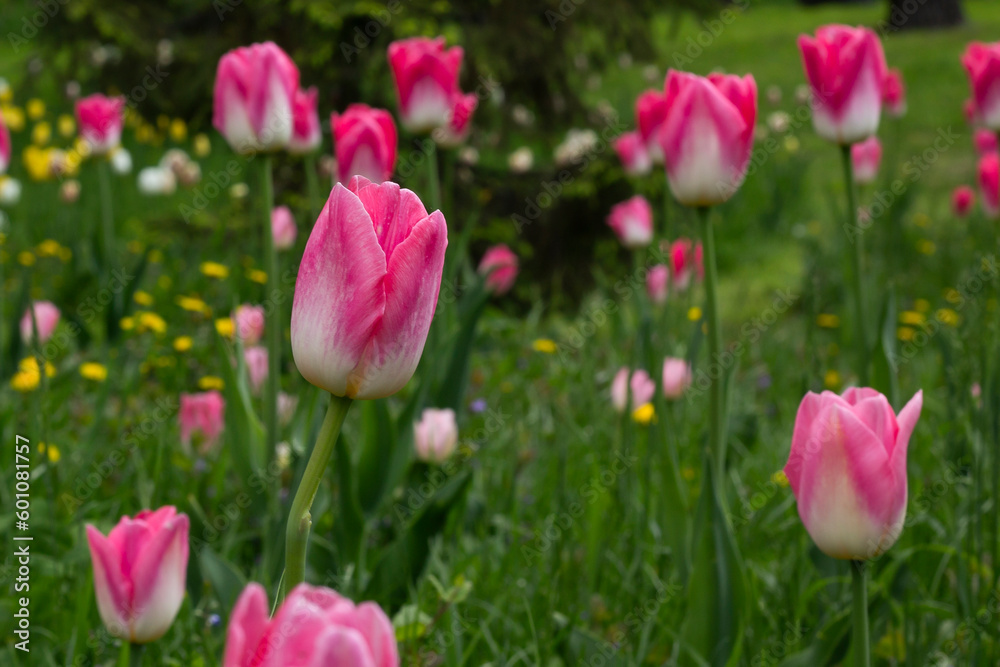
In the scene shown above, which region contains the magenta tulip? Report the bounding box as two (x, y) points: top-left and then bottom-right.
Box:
(435, 93), (478, 148)
(798, 25), (888, 144)
(414, 407), (459, 464)
(20, 300), (61, 344)
(646, 264), (669, 305)
(953, 185), (976, 218)
(980, 152), (1000, 219)
(0, 110), (10, 174)
(659, 70), (757, 206)
(179, 391), (226, 452)
(669, 238), (703, 291)
(974, 128), (997, 155)
(291, 177), (447, 399)
(606, 195), (653, 249)
(635, 89), (670, 164)
(388, 37), (464, 133)
(232, 304), (265, 346)
(331, 104), (397, 184)
(963, 42), (1000, 131)
(271, 205), (298, 250)
(613, 131), (652, 176)
(244, 346), (269, 395)
(784, 388), (922, 560)
(611, 367), (656, 413)
(75, 94), (126, 154)
(478, 244), (519, 295)
(213, 42), (300, 153)
(289, 86), (322, 154)
(86, 506), (189, 643)
(223, 582), (398, 667)
(662, 357), (692, 400)
(882, 68), (906, 118)
(850, 136), (881, 185)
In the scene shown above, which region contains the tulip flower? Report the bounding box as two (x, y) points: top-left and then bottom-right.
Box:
(669, 238), (703, 291)
(75, 94), (125, 155)
(882, 69), (906, 118)
(414, 407), (459, 463)
(244, 346), (269, 395)
(952, 185), (976, 217)
(434, 93), (478, 148)
(388, 37), (464, 133)
(179, 391), (226, 452)
(86, 507), (190, 643)
(659, 70), (757, 206)
(289, 86), (322, 154)
(646, 264), (669, 305)
(963, 42), (1000, 131)
(606, 195), (653, 249)
(850, 136), (881, 185)
(662, 358), (692, 400)
(212, 42), (300, 153)
(478, 244), (519, 295)
(277, 392), (298, 426)
(611, 367), (656, 413)
(798, 25), (888, 144)
(979, 152), (1000, 219)
(613, 131), (652, 176)
(635, 89), (670, 164)
(223, 582), (398, 667)
(271, 205), (298, 250)
(291, 177), (447, 399)
(331, 104), (397, 184)
(974, 128), (997, 155)
(232, 304), (265, 346)
(0, 110), (10, 174)
(783, 387), (922, 560)
(20, 300), (61, 344)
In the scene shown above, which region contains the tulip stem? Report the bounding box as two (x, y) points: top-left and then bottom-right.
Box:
(97, 158), (120, 339)
(282, 393), (353, 599)
(841, 144), (869, 386)
(426, 140), (442, 212)
(304, 153), (322, 221)
(851, 560), (871, 667)
(698, 206), (726, 488)
(261, 156), (280, 464)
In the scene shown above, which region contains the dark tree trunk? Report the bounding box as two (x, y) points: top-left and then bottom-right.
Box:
(886, 0), (964, 30)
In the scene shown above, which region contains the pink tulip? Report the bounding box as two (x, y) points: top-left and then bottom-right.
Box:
(661, 357), (692, 400)
(963, 42), (1000, 130)
(75, 94), (126, 154)
(291, 177), (447, 399)
(244, 346), (269, 395)
(179, 391), (226, 452)
(289, 86), (322, 154)
(659, 70), (757, 206)
(646, 264), (669, 305)
(331, 104), (397, 184)
(979, 152), (1000, 219)
(669, 238), (703, 291)
(611, 367), (656, 413)
(388, 37), (464, 133)
(86, 506), (189, 643)
(478, 244), (519, 295)
(272, 205), (298, 250)
(606, 195), (653, 249)
(213, 42), (300, 153)
(232, 304), (266, 346)
(850, 136), (881, 185)
(434, 93), (478, 148)
(974, 128), (997, 155)
(19, 300), (61, 344)
(0, 110), (10, 174)
(635, 89), (670, 164)
(223, 582), (398, 667)
(414, 407), (459, 464)
(952, 185), (976, 218)
(612, 131), (652, 176)
(784, 388), (922, 560)
(882, 68), (906, 118)
(798, 25), (888, 144)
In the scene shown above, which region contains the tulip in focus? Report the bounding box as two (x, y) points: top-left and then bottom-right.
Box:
(289, 86), (322, 154)
(388, 37), (464, 133)
(179, 391), (226, 452)
(611, 367), (656, 414)
(882, 68), (906, 118)
(331, 104), (398, 184)
(962, 42), (1000, 130)
(798, 25), (887, 144)
(979, 152), (1000, 219)
(850, 136), (881, 185)
(952, 185), (976, 218)
(662, 357), (692, 400)
(86, 506), (190, 643)
(612, 131), (652, 176)
(784, 388), (922, 560)
(75, 94), (126, 154)
(478, 244), (519, 295)
(271, 205), (298, 250)
(434, 93), (478, 148)
(20, 300), (61, 344)
(414, 407), (459, 464)
(223, 582), (398, 667)
(659, 70), (757, 206)
(291, 177), (447, 399)
(635, 89), (670, 164)
(974, 128), (997, 155)
(244, 346), (269, 395)
(646, 264), (669, 305)
(606, 195), (653, 249)
(232, 304), (265, 345)
(213, 42), (300, 153)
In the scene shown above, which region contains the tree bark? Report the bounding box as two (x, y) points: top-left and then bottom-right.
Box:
(886, 0), (964, 30)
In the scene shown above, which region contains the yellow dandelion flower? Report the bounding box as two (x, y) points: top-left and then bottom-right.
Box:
(45, 443), (61, 463)
(200, 261), (229, 279)
(23, 145), (53, 181)
(169, 118), (187, 142)
(35, 239), (61, 257)
(687, 306), (702, 322)
(914, 298), (931, 313)
(176, 295), (210, 314)
(173, 336), (193, 352)
(148, 249), (164, 263)
(120, 316), (135, 331)
(771, 470), (789, 488)
(135, 124), (155, 144)
(198, 376), (225, 391)
(80, 362), (108, 382)
(823, 369), (840, 390)
(632, 402), (656, 425)
(193, 133), (211, 157)
(20, 357), (56, 377)
(26, 98), (45, 120)
(917, 240), (936, 255)
(816, 313), (840, 328)
(18, 251), (35, 266)
(31, 122), (51, 146)
(899, 311), (925, 326)
(2, 106), (25, 131)
(247, 269), (267, 284)
(532, 338), (557, 354)
(133, 290), (154, 306)
(215, 318), (235, 338)
(936, 308), (959, 327)
(137, 311), (167, 334)
(943, 288), (961, 304)
(897, 327), (915, 342)
(57, 114), (75, 137)
(11, 371), (39, 392)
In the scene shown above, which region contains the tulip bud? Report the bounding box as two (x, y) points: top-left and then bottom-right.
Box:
(974, 128), (997, 155)
(477, 244), (519, 295)
(612, 131), (652, 176)
(232, 304), (265, 346)
(611, 367), (655, 413)
(669, 238), (703, 291)
(414, 407), (459, 464)
(271, 205), (298, 250)
(963, 42), (1000, 131)
(179, 391), (226, 452)
(20, 300), (61, 344)
(75, 94), (125, 154)
(243, 346), (268, 395)
(661, 357), (692, 400)
(646, 264), (669, 305)
(635, 89), (669, 164)
(952, 185), (975, 218)
(433, 92), (477, 148)
(882, 68), (906, 118)
(289, 86), (321, 154)
(331, 104), (397, 184)
(606, 195), (653, 249)
(388, 37), (464, 133)
(979, 152), (1000, 219)
(850, 136), (881, 185)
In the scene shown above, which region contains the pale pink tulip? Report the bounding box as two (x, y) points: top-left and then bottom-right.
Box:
(272, 205), (298, 250)
(478, 244), (519, 295)
(75, 94), (126, 154)
(232, 304), (265, 346)
(661, 357), (692, 400)
(179, 391), (226, 452)
(606, 195), (653, 249)
(953, 185), (976, 218)
(331, 104), (397, 184)
(289, 86), (322, 154)
(646, 264), (669, 305)
(882, 68), (906, 118)
(850, 136), (881, 185)
(613, 131), (652, 176)
(963, 42), (1000, 130)
(635, 89), (669, 164)
(979, 152), (1000, 219)
(20, 300), (61, 344)
(244, 346), (269, 395)
(414, 407), (459, 464)
(611, 367), (656, 413)
(434, 93), (477, 148)
(388, 37), (464, 133)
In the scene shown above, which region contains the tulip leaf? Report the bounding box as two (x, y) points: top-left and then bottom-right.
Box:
(355, 398), (396, 514)
(871, 287), (899, 407)
(434, 284), (489, 413)
(332, 433), (366, 570)
(198, 547), (246, 624)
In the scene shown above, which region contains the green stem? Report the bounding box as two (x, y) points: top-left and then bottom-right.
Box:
(851, 561), (871, 667)
(97, 159), (120, 337)
(841, 144), (869, 386)
(129, 643), (145, 667)
(261, 156), (280, 462)
(698, 207), (726, 489)
(304, 154), (321, 221)
(282, 394), (353, 599)
(426, 140), (442, 213)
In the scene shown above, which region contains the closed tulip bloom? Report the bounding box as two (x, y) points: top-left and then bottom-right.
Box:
(213, 42), (300, 153)
(414, 407), (459, 464)
(661, 357), (692, 400)
(289, 86), (322, 154)
(331, 104), (397, 184)
(882, 68), (906, 118)
(434, 93), (478, 148)
(232, 304), (265, 346)
(223, 583), (398, 667)
(20, 300), (61, 344)
(635, 89), (670, 164)
(75, 94), (126, 154)
(669, 238), (703, 291)
(272, 205), (298, 250)
(606, 195), (653, 249)
(850, 136), (881, 185)
(784, 388), (922, 560)
(179, 391), (226, 452)
(611, 367), (656, 413)
(979, 152), (1000, 219)
(613, 131), (652, 176)
(963, 42), (1000, 130)
(659, 70), (757, 206)
(974, 128), (997, 155)
(291, 177), (447, 399)
(478, 244), (519, 295)
(798, 25), (887, 144)
(0, 110), (10, 174)
(86, 506), (190, 643)
(244, 346), (269, 395)
(952, 185), (976, 217)
(388, 37), (464, 133)
(646, 264), (669, 305)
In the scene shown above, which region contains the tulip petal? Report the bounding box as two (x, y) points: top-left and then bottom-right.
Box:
(892, 390), (923, 472)
(311, 626), (377, 667)
(130, 513), (189, 642)
(86, 525), (132, 640)
(327, 602), (399, 667)
(850, 393), (899, 456)
(784, 391), (828, 494)
(223, 583), (271, 667)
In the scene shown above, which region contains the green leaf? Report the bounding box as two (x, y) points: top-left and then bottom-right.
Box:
(871, 286), (899, 407)
(198, 547), (246, 624)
